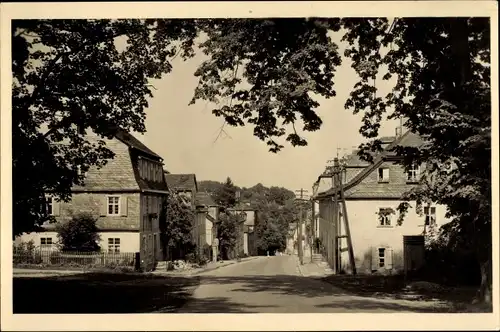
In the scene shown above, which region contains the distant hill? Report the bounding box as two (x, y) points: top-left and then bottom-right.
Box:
(197, 180), (295, 208)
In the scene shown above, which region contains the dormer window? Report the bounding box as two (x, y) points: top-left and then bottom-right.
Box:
(407, 164), (420, 183)
(378, 168), (390, 183)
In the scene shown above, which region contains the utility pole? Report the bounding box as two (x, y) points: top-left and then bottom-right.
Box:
(309, 195), (314, 263)
(295, 188), (308, 265)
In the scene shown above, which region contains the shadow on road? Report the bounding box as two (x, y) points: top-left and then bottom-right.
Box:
(181, 274), (454, 313)
(13, 273), (200, 313)
(14, 272), (463, 313)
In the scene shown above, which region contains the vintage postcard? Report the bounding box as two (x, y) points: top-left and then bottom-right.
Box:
(1, 1), (498, 331)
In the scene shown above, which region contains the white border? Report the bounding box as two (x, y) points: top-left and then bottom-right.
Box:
(1, 1), (499, 331)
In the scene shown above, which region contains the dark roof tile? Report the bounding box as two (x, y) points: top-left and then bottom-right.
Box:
(165, 173), (197, 191)
(195, 192), (217, 207)
(318, 130), (425, 198)
(115, 129), (162, 160)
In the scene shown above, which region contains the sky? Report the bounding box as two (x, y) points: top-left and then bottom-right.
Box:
(135, 31), (399, 192)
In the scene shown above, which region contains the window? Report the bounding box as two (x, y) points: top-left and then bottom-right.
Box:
(138, 159), (143, 178)
(378, 168), (390, 182)
(108, 238), (120, 253)
(407, 164), (420, 183)
(40, 237), (53, 249)
(76, 165), (87, 177)
(107, 196), (120, 215)
(378, 208), (393, 226)
(46, 197), (53, 215)
(378, 248), (386, 267)
(424, 206), (436, 225)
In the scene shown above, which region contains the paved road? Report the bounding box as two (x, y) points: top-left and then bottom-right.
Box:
(178, 255), (447, 313)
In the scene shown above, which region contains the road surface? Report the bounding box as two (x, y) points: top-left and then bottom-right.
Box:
(178, 255), (447, 313)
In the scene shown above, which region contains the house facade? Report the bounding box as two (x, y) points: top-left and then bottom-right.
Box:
(15, 130), (168, 271)
(227, 204), (257, 256)
(285, 221), (311, 256)
(315, 130), (451, 274)
(195, 192), (221, 261)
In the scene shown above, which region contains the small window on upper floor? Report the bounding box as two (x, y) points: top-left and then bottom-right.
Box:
(424, 206), (437, 226)
(377, 207), (394, 227)
(46, 196), (53, 215)
(407, 164), (420, 183)
(378, 167), (390, 183)
(107, 196), (120, 215)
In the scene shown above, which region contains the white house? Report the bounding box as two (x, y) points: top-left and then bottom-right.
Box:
(315, 130), (451, 274)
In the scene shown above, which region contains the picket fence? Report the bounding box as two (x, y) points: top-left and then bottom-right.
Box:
(13, 248), (136, 268)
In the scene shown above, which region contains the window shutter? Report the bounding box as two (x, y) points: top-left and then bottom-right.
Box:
(385, 247), (393, 270)
(100, 196), (108, 216)
(52, 200), (60, 216)
(120, 196), (128, 216)
(371, 247), (378, 271)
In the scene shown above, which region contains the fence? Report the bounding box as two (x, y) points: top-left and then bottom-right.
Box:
(13, 247), (137, 269)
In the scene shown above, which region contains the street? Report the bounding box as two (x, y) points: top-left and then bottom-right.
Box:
(178, 255), (448, 313)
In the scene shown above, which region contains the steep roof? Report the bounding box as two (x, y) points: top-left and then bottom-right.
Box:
(195, 192), (217, 207)
(318, 130), (426, 199)
(115, 129), (162, 160)
(342, 149), (370, 168)
(165, 173), (198, 191)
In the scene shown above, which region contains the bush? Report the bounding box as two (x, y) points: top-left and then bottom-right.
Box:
(412, 247), (481, 286)
(197, 254), (209, 266)
(185, 252), (196, 264)
(56, 213), (101, 252)
(13, 241), (43, 265)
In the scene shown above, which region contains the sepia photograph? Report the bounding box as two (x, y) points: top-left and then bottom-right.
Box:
(1, 1), (498, 331)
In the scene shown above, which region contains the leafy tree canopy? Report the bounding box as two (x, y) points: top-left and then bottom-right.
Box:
(163, 189), (194, 248)
(217, 211), (239, 259)
(12, 19), (197, 237)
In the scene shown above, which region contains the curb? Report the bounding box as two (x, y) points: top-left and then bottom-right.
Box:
(151, 256), (260, 277)
(296, 258), (334, 278)
(190, 256), (259, 276)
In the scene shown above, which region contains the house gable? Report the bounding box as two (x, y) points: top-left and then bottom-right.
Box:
(318, 130), (426, 200)
(73, 133), (140, 191)
(165, 173), (198, 192)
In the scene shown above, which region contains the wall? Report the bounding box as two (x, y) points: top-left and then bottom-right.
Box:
(15, 231), (59, 248)
(15, 231), (140, 253)
(100, 232), (140, 253)
(243, 210), (255, 226)
(243, 232), (249, 255)
(53, 192), (142, 230)
(339, 199), (450, 274)
(205, 218), (213, 246)
(140, 193), (164, 264)
(313, 200), (320, 239)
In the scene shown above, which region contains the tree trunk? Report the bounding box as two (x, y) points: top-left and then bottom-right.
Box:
(474, 258), (492, 305)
